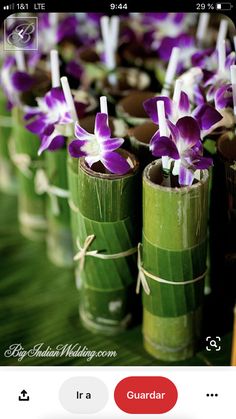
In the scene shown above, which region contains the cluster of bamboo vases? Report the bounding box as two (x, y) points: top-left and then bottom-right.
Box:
(0, 90), (213, 362)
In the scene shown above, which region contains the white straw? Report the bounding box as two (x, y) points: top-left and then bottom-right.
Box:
(50, 50), (60, 88)
(60, 76), (78, 122)
(217, 19), (228, 48)
(230, 65), (236, 118)
(100, 96), (108, 115)
(161, 47), (180, 96)
(173, 79), (183, 106)
(110, 16), (120, 50)
(157, 101), (170, 172)
(49, 13), (58, 28)
(15, 50), (26, 71)
(157, 101), (168, 137)
(234, 36), (236, 53)
(196, 13), (210, 43)
(218, 39), (226, 74)
(101, 16), (117, 86)
(100, 16), (110, 44)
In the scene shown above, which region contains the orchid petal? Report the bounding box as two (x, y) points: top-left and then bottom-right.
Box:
(100, 137), (124, 152)
(193, 104), (223, 130)
(101, 152), (130, 175)
(143, 96), (173, 124)
(214, 84), (233, 110)
(38, 133), (64, 155)
(178, 91), (190, 113)
(95, 113), (111, 140)
(179, 164), (194, 186)
(193, 156), (213, 169)
(176, 116), (201, 146)
(68, 140), (88, 158)
(12, 71), (34, 92)
(150, 133), (179, 159)
(74, 122), (95, 141)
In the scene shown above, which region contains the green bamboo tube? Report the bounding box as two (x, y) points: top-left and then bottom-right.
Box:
(127, 122), (156, 170)
(0, 90), (17, 194)
(116, 91), (156, 126)
(142, 159), (209, 361)
(96, 68), (151, 103)
(44, 149), (73, 267)
(67, 151), (140, 335)
(12, 107), (47, 241)
(218, 132), (236, 221)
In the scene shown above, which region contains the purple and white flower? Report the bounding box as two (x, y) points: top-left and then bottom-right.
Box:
(38, 14), (78, 55)
(25, 87), (86, 155)
(143, 92), (222, 136)
(150, 116), (213, 186)
(69, 113), (130, 175)
(0, 56), (34, 107)
(204, 51), (236, 101)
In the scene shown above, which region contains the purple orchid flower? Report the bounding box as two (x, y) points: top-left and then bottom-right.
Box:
(150, 116), (213, 186)
(25, 87), (86, 155)
(143, 93), (222, 136)
(214, 83), (233, 110)
(204, 51), (236, 102)
(69, 113), (130, 175)
(37, 14), (79, 56)
(0, 56), (34, 107)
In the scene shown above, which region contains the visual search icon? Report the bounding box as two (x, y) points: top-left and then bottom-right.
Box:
(206, 336), (221, 352)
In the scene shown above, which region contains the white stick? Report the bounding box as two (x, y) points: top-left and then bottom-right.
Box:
(218, 39), (226, 75)
(196, 13), (210, 43)
(15, 50), (26, 71)
(50, 50), (60, 88)
(100, 96), (108, 115)
(100, 16), (110, 45)
(217, 19), (228, 48)
(161, 47), (180, 96)
(157, 101), (168, 137)
(111, 16), (120, 50)
(230, 65), (236, 118)
(234, 36), (236, 53)
(173, 79), (183, 107)
(101, 16), (117, 86)
(49, 13), (58, 28)
(60, 76), (78, 122)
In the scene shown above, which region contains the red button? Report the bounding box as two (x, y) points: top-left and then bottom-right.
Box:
(114, 376), (178, 414)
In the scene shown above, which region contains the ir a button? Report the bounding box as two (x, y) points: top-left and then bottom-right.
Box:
(114, 376), (178, 414)
(59, 377), (108, 414)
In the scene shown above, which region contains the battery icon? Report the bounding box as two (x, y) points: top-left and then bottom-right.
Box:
(216, 2), (233, 9)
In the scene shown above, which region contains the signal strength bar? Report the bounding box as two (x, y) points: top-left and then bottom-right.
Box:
(3, 4), (14, 10)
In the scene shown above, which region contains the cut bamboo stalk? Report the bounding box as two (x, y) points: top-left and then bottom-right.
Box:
(0, 90), (17, 194)
(12, 107), (47, 241)
(218, 132), (236, 221)
(142, 159), (209, 361)
(67, 150), (140, 335)
(44, 149), (73, 267)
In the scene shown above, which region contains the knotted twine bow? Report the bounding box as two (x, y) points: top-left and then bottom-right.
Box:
(74, 234), (137, 273)
(136, 243), (207, 295)
(35, 169), (70, 215)
(9, 139), (32, 178)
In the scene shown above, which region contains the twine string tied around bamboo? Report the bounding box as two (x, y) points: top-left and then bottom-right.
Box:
(74, 234), (137, 273)
(136, 243), (207, 295)
(35, 169), (70, 215)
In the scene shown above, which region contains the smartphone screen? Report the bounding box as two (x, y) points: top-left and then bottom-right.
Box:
(0, 1), (236, 418)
